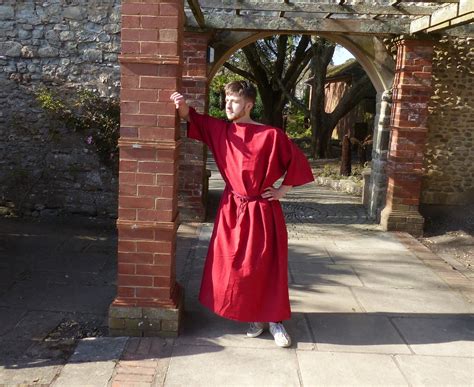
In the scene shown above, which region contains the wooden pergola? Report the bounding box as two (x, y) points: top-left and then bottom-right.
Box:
(109, 0), (473, 337)
(185, 0), (473, 35)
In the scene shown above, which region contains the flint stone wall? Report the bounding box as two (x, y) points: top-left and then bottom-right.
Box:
(422, 36), (474, 205)
(0, 0), (121, 217)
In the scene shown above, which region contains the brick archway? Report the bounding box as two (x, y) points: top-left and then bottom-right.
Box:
(109, 0), (468, 336)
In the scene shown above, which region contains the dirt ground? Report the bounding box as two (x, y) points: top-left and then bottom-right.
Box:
(419, 203), (474, 274)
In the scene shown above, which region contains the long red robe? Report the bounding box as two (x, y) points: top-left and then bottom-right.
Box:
(188, 108), (314, 322)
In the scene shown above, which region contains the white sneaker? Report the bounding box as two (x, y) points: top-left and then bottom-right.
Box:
(269, 322), (291, 348)
(246, 322), (266, 338)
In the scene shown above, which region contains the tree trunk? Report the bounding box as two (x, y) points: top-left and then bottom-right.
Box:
(340, 134), (352, 176)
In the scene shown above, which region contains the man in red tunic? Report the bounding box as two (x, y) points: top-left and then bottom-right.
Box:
(170, 81), (314, 348)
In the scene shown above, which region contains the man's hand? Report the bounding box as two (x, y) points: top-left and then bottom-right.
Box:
(170, 92), (190, 121)
(261, 185), (292, 201)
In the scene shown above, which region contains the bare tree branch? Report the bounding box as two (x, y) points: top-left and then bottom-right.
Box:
(222, 62), (257, 82)
(276, 77), (309, 115)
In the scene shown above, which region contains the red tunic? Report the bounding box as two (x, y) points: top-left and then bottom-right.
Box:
(187, 108), (314, 322)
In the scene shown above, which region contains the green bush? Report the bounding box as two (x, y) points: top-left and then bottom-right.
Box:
(36, 87), (120, 169)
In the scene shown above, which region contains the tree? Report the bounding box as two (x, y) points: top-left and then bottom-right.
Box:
(223, 35), (313, 128)
(282, 37), (375, 159)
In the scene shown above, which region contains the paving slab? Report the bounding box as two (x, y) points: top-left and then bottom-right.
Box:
(306, 314), (411, 354)
(178, 306), (313, 350)
(392, 316), (474, 356)
(352, 287), (473, 314)
(327, 247), (421, 265)
(165, 344), (300, 386)
(351, 263), (450, 289)
(290, 262), (364, 287)
(0, 361), (63, 386)
(297, 351), (408, 386)
(52, 337), (128, 386)
(290, 285), (364, 313)
(395, 355), (474, 386)
(287, 240), (333, 264)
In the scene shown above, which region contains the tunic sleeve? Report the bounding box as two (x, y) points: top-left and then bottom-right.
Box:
(281, 137), (314, 187)
(187, 107), (226, 148)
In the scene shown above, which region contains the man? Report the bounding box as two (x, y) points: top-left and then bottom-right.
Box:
(170, 81), (314, 348)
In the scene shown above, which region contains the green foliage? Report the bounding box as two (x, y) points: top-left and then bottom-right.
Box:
(36, 87), (120, 169)
(286, 109), (311, 139)
(318, 162), (363, 181)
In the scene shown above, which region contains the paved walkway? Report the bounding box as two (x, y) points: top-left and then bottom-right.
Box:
(0, 160), (473, 386)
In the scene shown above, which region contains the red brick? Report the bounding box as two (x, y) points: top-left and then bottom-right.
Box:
(122, 15), (140, 28)
(138, 161), (174, 174)
(119, 172), (137, 184)
(138, 127), (167, 140)
(136, 264), (170, 276)
(120, 160), (138, 172)
(119, 226), (155, 240)
(121, 41), (140, 54)
(121, 114), (157, 127)
(160, 3), (179, 16)
(122, 3), (159, 16)
(138, 185), (162, 197)
(157, 42), (178, 56)
(140, 76), (177, 89)
(119, 252), (154, 264)
(117, 287), (135, 298)
(121, 147), (156, 161)
(120, 196), (155, 209)
(121, 28), (141, 41)
(118, 274), (153, 287)
(119, 183), (137, 196)
(153, 254), (173, 265)
(121, 76), (139, 89)
(119, 208), (137, 221)
(121, 101), (139, 114)
(136, 173), (156, 185)
(121, 63), (159, 77)
(139, 102), (174, 115)
(157, 115), (177, 128)
(153, 276), (171, 287)
(121, 89), (158, 103)
(156, 174), (175, 185)
(136, 241), (172, 254)
(118, 240), (137, 253)
(118, 263), (136, 275)
(135, 287), (170, 299)
(120, 127), (138, 138)
(155, 198), (174, 211)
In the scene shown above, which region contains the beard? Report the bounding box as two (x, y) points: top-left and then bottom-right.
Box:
(226, 106), (247, 121)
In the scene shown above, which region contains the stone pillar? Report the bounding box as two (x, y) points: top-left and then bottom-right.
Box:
(109, 0), (184, 337)
(367, 90), (392, 220)
(178, 32), (212, 221)
(380, 37), (433, 237)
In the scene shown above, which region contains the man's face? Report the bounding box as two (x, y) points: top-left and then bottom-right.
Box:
(225, 93), (253, 121)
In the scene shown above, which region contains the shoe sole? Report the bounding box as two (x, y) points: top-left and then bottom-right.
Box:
(246, 328), (264, 338)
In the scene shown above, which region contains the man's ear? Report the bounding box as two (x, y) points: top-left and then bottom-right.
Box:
(246, 101), (254, 113)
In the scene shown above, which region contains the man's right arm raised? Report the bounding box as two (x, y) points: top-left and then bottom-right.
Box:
(170, 92), (190, 121)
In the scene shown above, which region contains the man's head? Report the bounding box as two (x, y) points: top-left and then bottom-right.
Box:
(224, 80), (257, 122)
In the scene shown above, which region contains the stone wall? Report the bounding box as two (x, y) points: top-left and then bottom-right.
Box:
(422, 36), (474, 205)
(0, 0), (121, 217)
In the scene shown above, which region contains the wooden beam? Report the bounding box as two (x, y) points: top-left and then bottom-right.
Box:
(187, 13), (409, 34)
(186, 0), (206, 28)
(410, 0), (473, 33)
(196, 0), (436, 16)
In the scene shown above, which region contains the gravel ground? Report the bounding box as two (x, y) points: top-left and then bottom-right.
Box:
(419, 203), (474, 274)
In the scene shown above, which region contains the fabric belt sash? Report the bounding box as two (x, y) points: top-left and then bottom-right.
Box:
(231, 190), (265, 218)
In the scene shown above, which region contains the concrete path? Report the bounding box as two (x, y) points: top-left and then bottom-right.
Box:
(0, 159), (473, 386)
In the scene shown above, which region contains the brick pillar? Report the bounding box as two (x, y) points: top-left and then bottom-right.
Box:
(380, 38), (434, 237)
(109, 0), (184, 337)
(178, 32), (212, 221)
